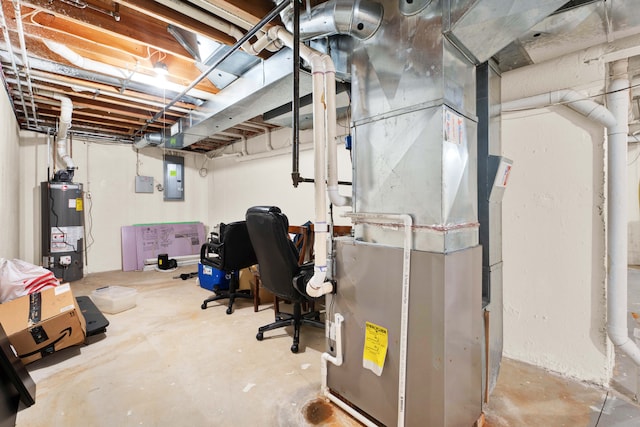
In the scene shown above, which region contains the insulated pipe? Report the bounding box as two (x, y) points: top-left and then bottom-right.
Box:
(269, 26), (335, 297)
(606, 59), (640, 366)
(324, 56), (352, 207)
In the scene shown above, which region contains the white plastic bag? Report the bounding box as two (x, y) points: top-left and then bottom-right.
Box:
(0, 259), (59, 303)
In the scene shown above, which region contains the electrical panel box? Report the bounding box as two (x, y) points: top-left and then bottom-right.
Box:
(163, 155), (184, 201)
(135, 175), (154, 193)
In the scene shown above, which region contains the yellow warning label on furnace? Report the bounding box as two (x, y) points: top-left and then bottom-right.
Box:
(363, 321), (388, 376)
(75, 198), (83, 211)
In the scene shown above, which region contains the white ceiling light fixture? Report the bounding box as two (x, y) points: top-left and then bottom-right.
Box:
(154, 61), (169, 78)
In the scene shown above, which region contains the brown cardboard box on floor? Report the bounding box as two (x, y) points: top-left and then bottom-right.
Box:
(0, 284), (86, 364)
(242, 266), (274, 305)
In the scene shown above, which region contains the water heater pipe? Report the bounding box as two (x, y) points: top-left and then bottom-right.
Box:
(502, 59), (640, 367)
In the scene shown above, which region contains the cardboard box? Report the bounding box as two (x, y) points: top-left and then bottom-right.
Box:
(0, 284), (86, 364)
(243, 267), (274, 304)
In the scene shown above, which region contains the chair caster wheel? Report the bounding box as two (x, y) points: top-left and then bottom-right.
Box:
(290, 344), (299, 353)
(226, 307), (233, 315)
(201, 303), (207, 310)
(256, 333), (264, 341)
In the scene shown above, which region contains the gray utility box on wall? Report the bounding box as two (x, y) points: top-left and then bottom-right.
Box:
(163, 155), (184, 201)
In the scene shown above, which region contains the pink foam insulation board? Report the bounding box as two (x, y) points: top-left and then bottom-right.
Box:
(121, 222), (206, 271)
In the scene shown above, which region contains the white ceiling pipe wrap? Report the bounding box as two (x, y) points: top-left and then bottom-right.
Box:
(269, 26), (334, 297)
(502, 60), (640, 366)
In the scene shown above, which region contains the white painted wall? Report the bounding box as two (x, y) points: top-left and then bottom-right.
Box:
(19, 135), (209, 273)
(0, 88), (21, 259)
(501, 47), (612, 384)
(17, 125), (352, 273)
(207, 127), (353, 228)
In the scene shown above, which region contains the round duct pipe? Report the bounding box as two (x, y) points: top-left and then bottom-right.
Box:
(280, 0), (384, 41)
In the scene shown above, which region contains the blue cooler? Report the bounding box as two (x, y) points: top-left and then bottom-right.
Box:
(198, 263), (231, 291)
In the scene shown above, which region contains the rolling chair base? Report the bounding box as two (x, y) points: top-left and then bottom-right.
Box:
(255, 303), (323, 353)
(201, 289), (252, 315)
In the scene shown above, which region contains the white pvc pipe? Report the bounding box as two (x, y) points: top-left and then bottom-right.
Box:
(40, 91), (75, 170)
(502, 62), (640, 366)
(606, 59), (640, 365)
(324, 56), (352, 207)
(241, 121), (273, 151)
(269, 26), (334, 297)
(502, 89), (616, 128)
(320, 313), (378, 427)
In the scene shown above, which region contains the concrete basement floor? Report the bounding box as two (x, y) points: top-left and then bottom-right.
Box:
(13, 267), (640, 426)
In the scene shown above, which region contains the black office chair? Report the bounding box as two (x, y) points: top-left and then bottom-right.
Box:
(200, 221), (257, 314)
(245, 206), (324, 353)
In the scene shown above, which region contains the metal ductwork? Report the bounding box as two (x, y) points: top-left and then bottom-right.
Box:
(162, 49), (313, 150)
(445, 0), (572, 64)
(133, 132), (164, 150)
(279, 0), (384, 41)
(325, 0), (568, 426)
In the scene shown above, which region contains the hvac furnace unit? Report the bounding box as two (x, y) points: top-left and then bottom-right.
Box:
(41, 181), (84, 282)
(315, 0), (561, 425)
